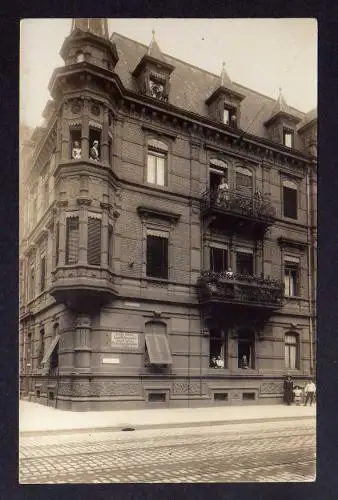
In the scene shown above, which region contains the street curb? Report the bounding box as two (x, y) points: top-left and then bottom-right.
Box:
(20, 414), (315, 438)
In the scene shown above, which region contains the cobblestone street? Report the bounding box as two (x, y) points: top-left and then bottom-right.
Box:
(20, 418), (315, 483)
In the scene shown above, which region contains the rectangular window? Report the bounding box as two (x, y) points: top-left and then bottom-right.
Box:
(210, 246), (228, 273)
(29, 265), (35, 301)
(209, 328), (226, 368)
(283, 130), (294, 148)
(284, 263), (299, 297)
(224, 107), (236, 126)
(89, 128), (101, 161)
(40, 255), (46, 292)
(242, 392), (256, 400)
(236, 251), (253, 275)
(65, 217), (79, 264)
(283, 186), (298, 219)
(147, 151), (166, 186)
(55, 222), (60, 266)
(70, 128), (82, 159)
(148, 392), (166, 402)
(238, 340), (254, 368)
(146, 232), (168, 279)
(108, 226), (113, 268)
(285, 334), (298, 369)
(108, 137), (112, 166)
(223, 108), (230, 125)
(88, 217), (102, 266)
(214, 393), (228, 401)
(38, 329), (45, 365)
(236, 170), (253, 194)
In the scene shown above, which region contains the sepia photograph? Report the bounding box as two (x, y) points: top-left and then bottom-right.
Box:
(19, 18), (317, 484)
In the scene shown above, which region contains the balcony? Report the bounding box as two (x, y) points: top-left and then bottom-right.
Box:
(50, 265), (118, 311)
(197, 270), (284, 313)
(200, 189), (276, 237)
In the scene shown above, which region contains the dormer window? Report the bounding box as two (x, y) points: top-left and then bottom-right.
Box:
(283, 129), (294, 148)
(223, 106), (237, 127)
(76, 51), (85, 63)
(149, 77), (166, 101)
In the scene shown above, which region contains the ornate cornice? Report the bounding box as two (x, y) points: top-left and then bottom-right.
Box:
(277, 236), (308, 249)
(137, 205), (181, 224)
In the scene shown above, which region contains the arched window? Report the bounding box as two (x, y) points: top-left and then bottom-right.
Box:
(147, 139), (168, 186)
(285, 333), (299, 369)
(235, 166), (253, 195)
(283, 179), (298, 220)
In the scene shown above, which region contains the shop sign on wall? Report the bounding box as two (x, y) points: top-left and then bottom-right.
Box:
(102, 357), (120, 364)
(111, 331), (139, 349)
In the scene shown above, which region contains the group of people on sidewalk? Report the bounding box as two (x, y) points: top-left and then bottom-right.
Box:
(283, 376), (316, 406)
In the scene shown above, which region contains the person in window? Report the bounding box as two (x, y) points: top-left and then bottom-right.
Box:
(230, 115), (237, 128)
(90, 140), (100, 161)
(303, 379), (316, 406)
(225, 267), (234, 278)
(217, 176), (229, 204)
(216, 356), (224, 368)
(72, 141), (82, 159)
(283, 375), (294, 405)
(210, 356), (217, 368)
(240, 354), (249, 369)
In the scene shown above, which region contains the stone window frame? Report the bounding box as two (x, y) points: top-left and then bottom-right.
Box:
(284, 331), (300, 370)
(282, 178), (299, 221)
(144, 134), (172, 190)
(283, 254), (302, 298)
(145, 228), (170, 280)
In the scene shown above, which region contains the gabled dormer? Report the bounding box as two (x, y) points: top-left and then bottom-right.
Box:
(264, 88), (301, 148)
(132, 31), (175, 102)
(206, 63), (245, 128)
(59, 18), (118, 71)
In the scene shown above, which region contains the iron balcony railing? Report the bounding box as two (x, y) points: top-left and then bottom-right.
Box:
(197, 270), (284, 308)
(200, 189), (276, 222)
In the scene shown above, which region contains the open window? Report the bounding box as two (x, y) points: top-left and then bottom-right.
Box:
(70, 128), (82, 159)
(209, 159), (228, 195)
(285, 333), (299, 369)
(144, 321), (172, 372)
(236, 248), (254, 275)
(283, 129), (294, 148)
(283, 180), (298, 220)
(209, 327), (226, 368)
(146, 229), (169, 279)
(89, 128), (101, 161)
(237, 329), (255, 369)
(223, 106), (237, 127)
(210, 244), (228, 273)
(284, 256), (300, 297)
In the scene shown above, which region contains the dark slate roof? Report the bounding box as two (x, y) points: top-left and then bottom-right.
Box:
(146, 32), (166, 62)
(297, 107), (317, 131)
(111, 33), (306, 141)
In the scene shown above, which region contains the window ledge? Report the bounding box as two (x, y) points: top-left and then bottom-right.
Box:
(284, 295), (303, 301)
(143, 276), (169, 284)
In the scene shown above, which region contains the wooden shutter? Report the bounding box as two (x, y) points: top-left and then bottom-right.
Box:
(88, 217), (102, 266)
(145, 333), (172, 364)
(66, 217), (79, 264)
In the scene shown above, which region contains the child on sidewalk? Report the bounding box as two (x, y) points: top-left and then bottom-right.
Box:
(293, 386), (303, 406)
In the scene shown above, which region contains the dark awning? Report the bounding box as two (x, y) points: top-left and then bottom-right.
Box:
(145, 333), (172, 365)
(41, 335), (60, 365)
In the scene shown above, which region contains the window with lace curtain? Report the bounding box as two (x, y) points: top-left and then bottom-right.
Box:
(285, 333), (299, 369)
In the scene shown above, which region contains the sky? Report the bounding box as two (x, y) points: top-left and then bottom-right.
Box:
(20, 18), (317, 129)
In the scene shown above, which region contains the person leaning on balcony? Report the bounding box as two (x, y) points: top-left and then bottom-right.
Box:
(225, 267), (234, 278)
(72, 141), (82, 159)
(210, 356), (217, 368)
(240, 355), (249, 369)
(217, 177), (229, 203)
(216, 356), (224, 368)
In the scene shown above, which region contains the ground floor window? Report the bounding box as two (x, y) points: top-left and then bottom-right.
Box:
(238, 330), (255, 368)
(209, 328), (226, 368)
(285, 333), (299, 369)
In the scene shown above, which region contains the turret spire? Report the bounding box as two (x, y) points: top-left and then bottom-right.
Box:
(146, 29), (166, 62)
(220, 61), (232, 87)
(71, 18), (109, 38)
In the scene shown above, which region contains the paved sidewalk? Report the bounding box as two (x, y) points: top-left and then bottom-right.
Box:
(19, 400), (316, 436)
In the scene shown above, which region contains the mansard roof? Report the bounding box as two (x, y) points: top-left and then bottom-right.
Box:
(111, 33), (305, 141)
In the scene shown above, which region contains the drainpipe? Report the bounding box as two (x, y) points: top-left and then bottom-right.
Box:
(306, 166), (314, 376)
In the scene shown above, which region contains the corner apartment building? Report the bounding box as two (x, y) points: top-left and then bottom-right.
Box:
(19, 19), (317, 410)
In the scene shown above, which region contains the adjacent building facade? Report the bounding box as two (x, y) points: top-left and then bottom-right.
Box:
(19, 19), (317, 410)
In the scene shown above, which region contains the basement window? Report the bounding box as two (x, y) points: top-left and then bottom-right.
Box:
(148, 392), (166, 402)
(242, 392), (255, 401)
(214, 393), (228, 401)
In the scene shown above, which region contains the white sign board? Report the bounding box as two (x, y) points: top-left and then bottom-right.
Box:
(102, 357), (120, 364)
(111, 332), (139, 349)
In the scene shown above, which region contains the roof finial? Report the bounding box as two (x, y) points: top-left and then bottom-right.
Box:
(152, 29), (155, 38)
